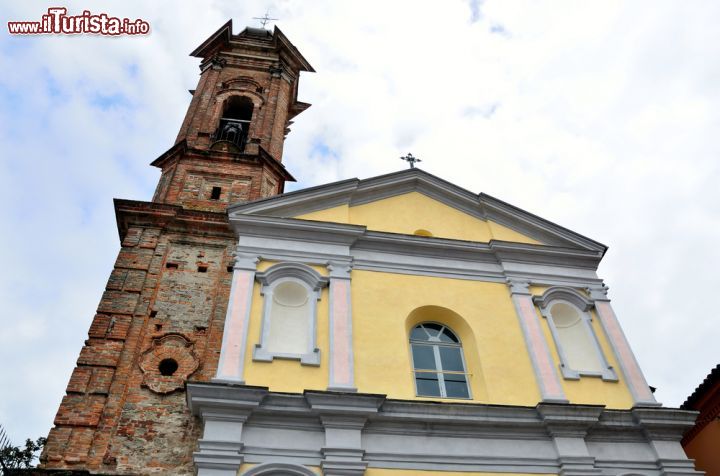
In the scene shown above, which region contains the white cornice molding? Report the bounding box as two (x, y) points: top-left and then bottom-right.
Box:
(228, 214), (604, 283)
(187, 382), (698, 438)
(255, 262), (329, 291)
(490, 241), (603, 269)
(229, 214), (366, 244)
(357, 231), (496, 261)
(533, 286), (595, 311)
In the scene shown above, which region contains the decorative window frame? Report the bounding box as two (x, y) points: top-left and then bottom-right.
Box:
(533, 287), (618, 381)
(242, 462), (317, 476)
(253, 262), (328, 366)
(409, 322), (472, 400)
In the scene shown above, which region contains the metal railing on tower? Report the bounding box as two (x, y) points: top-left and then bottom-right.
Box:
(212, 118), (249, 151)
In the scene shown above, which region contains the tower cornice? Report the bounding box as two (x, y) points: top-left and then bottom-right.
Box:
(149, 140), (296, 183)
(113, 199), (233, 242)
(190, 21), (314, 73)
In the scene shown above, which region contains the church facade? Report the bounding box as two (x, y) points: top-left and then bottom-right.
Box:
(40, 21), (701, 476)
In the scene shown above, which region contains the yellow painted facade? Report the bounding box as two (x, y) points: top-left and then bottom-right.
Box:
(297, 203), (350, 224)
(296, 192), (541, 244)
(241, 192), (636, 409)
(350, 271), (537, 405)
(365, 470), (555, 476)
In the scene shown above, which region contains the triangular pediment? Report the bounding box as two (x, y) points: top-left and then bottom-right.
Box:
(228, 169), (606, 252)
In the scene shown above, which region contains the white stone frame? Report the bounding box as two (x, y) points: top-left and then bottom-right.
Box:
(253, 262), (328, 366)
(242, 462), (317, 475)
(533, 287), (618, 382)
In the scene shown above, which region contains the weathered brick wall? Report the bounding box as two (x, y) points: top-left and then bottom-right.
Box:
(268, 75), (292, 160)
(42, 224), (236, 474)
(175, 64), (215, 146)
(156, 153), (280, 212)
(103, 230), (235, 474)
(43, 227), (158, 468)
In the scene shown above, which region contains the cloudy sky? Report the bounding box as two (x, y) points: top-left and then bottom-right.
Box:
(1, 0), (718, 442)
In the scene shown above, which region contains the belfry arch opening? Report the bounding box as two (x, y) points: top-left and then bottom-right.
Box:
(215, 96), (254, 150)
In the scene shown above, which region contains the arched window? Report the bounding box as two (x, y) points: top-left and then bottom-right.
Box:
(410, 323), (470, 399)
(253, 263), (328, 366)
(534, 287), (617, 381)
(242, 462), (317, 475)
(216, 96), (254, 150)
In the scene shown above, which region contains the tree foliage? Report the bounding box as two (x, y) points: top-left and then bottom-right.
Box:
(0, 436), (46, 474)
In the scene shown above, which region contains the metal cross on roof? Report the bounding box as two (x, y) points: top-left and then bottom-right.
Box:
(400, 153), (421, 169)
(253, 11), (278, 28)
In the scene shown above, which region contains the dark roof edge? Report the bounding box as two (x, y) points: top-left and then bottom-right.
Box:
(479, 192), (608, 255)
(190, 19), (233, 58)
(273, 26), (315, 72)
(681, 364), (720, 410)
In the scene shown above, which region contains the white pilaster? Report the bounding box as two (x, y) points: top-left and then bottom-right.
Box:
(214, 253), (258, 383)
(508, 278), (568, 403)
(588, 285), (660, 407)
(327, 260), (356, 392)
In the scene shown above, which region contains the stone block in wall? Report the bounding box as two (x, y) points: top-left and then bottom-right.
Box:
(133, 297), (151, 319)
(106, 269), (146, 292)
(139, 228), (160, 248)
(107, 315), (132, 340)
(143, 277), (160, 299)
(88, 314), (111, 338)
(123, 270), (146, 292)
(116, 248), (154, 270)
(107, 269), (127, 290)
(87, 367), (114, 395)
(63, 427), (95, 464)
(88, 314), (131, 340)
(66, 366), (115, 395)
(67, 367), (92, 394)
(77, 340), (123, 367)
(54, 394), (106, 427)
(121, 227), (143, 248)
(148, 252), (166, 275)
(41, 426), (94, 465)
(98, 290), (139, 315)
(42, 426), (72, 462)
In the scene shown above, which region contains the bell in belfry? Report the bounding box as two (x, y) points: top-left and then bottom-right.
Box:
(222, 120), (243, 144)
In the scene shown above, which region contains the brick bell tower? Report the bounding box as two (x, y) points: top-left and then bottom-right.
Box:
(40, 21), (313, 475)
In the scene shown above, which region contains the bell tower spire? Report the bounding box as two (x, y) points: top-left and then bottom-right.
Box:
(152, 21), (314, 212)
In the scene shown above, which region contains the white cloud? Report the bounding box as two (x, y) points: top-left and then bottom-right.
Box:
(0, 0), (718, 442)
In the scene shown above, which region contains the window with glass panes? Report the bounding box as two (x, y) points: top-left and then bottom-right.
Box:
(410, 323), (470, 398)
